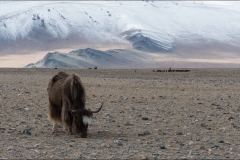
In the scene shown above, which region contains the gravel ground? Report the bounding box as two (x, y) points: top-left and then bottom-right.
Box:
(1, 68), (240, 159)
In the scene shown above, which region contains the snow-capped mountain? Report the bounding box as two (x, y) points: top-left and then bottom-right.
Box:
(1, 1), (240, 68)
(26, 48), (156, 68)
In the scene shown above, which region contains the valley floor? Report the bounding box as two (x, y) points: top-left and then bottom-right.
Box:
(0, 68), (240, 159)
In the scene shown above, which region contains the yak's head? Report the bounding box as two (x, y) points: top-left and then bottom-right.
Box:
(71, 102), (103, 138)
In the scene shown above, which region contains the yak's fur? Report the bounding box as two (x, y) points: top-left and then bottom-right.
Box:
(47, 71), (93, 138)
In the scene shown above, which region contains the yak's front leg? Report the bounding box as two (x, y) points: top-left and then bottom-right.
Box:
(63, 125), (73, 135)
(63, 125), (68, 132)
(69, 128), (73, 135)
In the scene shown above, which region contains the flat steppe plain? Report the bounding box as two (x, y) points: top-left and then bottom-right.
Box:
(1, 68), (240, 159)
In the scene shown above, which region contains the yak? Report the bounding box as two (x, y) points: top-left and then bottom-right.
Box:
(47, 71), (103, 138)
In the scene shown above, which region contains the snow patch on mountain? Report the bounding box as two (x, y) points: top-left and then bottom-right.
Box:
(123, 29), (173, 53)
(1, 1), (240, 55)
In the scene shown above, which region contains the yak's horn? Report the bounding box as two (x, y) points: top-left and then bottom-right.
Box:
(91, 102), (103, 113)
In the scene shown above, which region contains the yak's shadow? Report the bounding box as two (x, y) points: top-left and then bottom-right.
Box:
(48, 130), (127, 140)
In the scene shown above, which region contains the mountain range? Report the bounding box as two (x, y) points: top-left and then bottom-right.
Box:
(1, 1), (240, 68)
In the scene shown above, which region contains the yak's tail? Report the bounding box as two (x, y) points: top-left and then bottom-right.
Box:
(70, 74), (86, 107)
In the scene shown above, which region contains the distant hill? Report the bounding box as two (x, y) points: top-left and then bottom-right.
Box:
(25, 48), (155, 68)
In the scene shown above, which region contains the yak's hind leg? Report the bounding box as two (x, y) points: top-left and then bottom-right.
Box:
(62, 98), (73, 135)
(52, 122), (58, 133)
(48, 103), (61, 135)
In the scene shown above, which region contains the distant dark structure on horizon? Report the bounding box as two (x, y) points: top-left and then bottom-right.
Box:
(153, 68), (190, 72)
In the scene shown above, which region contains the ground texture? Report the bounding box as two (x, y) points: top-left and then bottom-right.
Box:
(1, 68), (240, 159)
